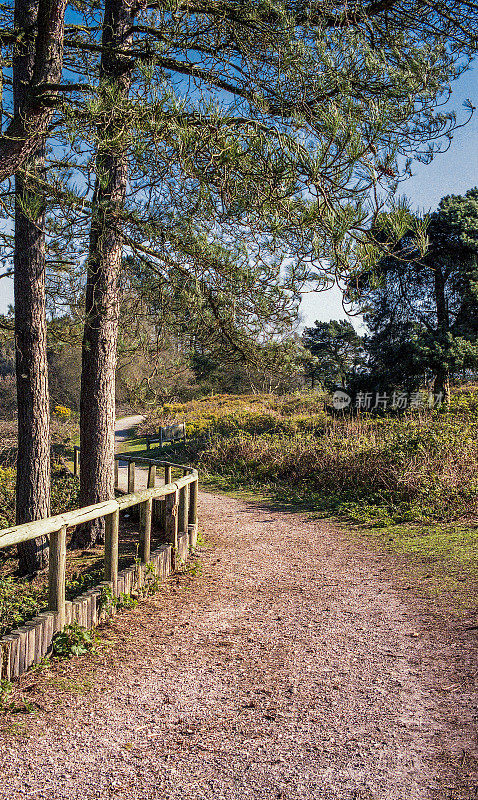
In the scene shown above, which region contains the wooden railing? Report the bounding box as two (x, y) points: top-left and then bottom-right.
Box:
(0, 454), (198, 634)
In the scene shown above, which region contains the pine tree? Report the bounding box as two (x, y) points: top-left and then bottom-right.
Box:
(13, 0), (51, 573)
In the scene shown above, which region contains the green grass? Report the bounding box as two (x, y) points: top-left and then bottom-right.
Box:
(197, 472), (478, 613)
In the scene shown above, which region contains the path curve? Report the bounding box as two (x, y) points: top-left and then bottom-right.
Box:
(115, 414), (147, 492)
(0, 446), (477, 798)
(115, 414), (146, 443)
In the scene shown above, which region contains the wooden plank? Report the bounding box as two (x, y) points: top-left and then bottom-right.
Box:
(189, 477), (198, 528)
(178, 532), (188, 564)
(43, 613), (54, 657)
(0, 462), (196, 551)
(1, 636), (14, 680)
(16, 627), (29, 675)
(33, 616), (47, 664)
(87, 589), (99, 627)
(165, 489), (179, 567)
(25, 622), (38, 669)
(69, 601), (78, 625)
(172, 474), (193, 490)
(48, 525), (67, 631)
(10, 633), (21, 678)
(127, 461), (135, 494)
(188, 523), (198, 550)
(136, 562), (143, 591)
(163, 545), (172, 576)
(179, 485), (189, 534)
(147, 465), (156, 488)
(116, 482), (188, 510)
(82, 597), (89, 627)
(152, 496), (162, 528)
(105, 508), (119, 594)
(0, 499), (119, 548)
(140, 498), (152, 563)
(77, 596), (88, 628)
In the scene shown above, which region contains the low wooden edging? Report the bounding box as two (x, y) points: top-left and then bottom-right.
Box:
(0, 524), (197, 681)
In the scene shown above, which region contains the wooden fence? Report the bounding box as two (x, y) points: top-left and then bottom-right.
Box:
(0, 454), (198, 680)
(146, 422), (186, 449)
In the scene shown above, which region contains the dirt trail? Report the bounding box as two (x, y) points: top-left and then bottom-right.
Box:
(115, 415), (148, 492)
(1, 490), (477, 799)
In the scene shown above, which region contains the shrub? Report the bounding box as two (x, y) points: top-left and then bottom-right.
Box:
(141, 390), (478, 525)
(52, 623), (96, 658)
(53, 405), (72, 419)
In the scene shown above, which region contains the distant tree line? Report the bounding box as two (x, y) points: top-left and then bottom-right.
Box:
(302, 189), (478, 400)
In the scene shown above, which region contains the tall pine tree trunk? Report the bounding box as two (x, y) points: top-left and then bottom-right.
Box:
(13, 0), (50, 574)
(71, 0), (134, 548)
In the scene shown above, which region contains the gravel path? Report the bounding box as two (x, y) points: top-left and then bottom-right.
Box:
(1, 492), (477, 799)
(115, 415), (146, 441)
(115, 414), (149, 493)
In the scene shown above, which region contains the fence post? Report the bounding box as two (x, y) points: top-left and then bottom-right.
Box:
(165, 488), (178, 567)
(105, 508), (119, 595)
(73, 446), (79, 477)
(114, 458), (119, 490)
(162, 465), (172, 533)
(179, 485), (188, 534)
(189, 476), (198, 528)
(128, 461), (135, 494)
(140, 498), (152, 563)
(49, 525), (67, 631)
(147, 464), (156, 488)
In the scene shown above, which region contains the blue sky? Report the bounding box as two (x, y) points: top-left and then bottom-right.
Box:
(1, 64), (477, 327)
(301, 65), (478, 330)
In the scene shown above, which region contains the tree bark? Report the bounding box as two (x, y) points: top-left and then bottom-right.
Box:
(71, 0), (135, 549)
(0, 0), (66, 182)
(14, 0), (50, 574)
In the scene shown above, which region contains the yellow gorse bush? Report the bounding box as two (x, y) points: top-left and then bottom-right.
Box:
(53, 404), (72, 418)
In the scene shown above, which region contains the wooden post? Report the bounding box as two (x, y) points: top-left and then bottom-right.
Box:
(140, 498), (152, 563)
(163, 465), (172, 533)
(128, 460), (135, 494)
(147, 464), (157, 525)
(179, 485), (188, 534)
(160, 428), (163, 448)
(73, 446), (79, 477)
(114, 458), (119, 490)
(147, 464), (156, 488)
(105, 508), (119, 595)
(189, 476), (198, 527)
(146, 437), (150, 451)
(48, 525), (67, 631)
(183, 422), (186, 445)
(165, 488), (178, 566)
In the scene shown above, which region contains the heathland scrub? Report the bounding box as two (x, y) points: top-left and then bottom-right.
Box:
(133, 391), (478, 613)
